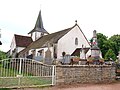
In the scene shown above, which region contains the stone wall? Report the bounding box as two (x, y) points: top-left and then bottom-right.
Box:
(56, 65), (116, 85)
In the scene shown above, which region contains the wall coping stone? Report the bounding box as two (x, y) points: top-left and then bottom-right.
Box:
(56, 65), (114, 68)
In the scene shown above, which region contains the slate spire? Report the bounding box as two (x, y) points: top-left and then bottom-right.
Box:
(28, 10), (49, 34)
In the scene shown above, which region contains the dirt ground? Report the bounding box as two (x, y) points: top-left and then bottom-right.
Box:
(13, 82), (120, 90)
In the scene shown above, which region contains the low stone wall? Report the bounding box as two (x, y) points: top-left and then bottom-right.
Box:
(56, 65), (116, 85)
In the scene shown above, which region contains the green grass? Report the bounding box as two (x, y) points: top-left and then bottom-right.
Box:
(20, 77), (52, 85)
(0, 64), (52, 88)
(0, 88), (11, 90)
(0, 77), (52, 87)
(0, 64), (33, 77)
(0, 64), (19, 77)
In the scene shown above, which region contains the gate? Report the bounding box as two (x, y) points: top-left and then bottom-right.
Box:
(0, 58), (56, 88)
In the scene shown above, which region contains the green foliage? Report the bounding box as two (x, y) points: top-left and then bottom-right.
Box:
(0, 51), (7, 60)
(0, 64), (18, 77)
(105, 49), (116, 61)
(109, 34), (120, 55)
(97, 33), (108, 58)
(0, 88), (11, 90)
(97, 33), (120, 59)
(0, 77), (51, 88)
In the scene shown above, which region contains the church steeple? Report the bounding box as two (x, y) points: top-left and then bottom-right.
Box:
(28, 10), (49, 41)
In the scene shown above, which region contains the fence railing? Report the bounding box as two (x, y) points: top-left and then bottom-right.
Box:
(0, 58), (56, 88)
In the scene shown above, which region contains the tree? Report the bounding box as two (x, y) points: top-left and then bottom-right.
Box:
(109, 34), (120, 56)
(97, 33), (108, 58)
(0, 50), (7, 60)
(105, 49), (116, 61)
(97, 33), (120, 59)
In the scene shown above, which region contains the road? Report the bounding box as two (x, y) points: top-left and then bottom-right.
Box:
(13, 82), (120, 90)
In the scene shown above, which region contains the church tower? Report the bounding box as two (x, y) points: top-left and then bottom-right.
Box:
(28, 10), (49, 41)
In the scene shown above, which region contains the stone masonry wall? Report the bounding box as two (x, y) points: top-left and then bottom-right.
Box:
(56, 65), (116, 85)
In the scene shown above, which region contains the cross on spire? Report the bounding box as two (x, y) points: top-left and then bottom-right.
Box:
(75, 20), (77, 24)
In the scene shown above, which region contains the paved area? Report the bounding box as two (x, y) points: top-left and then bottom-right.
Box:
(13, 82), (120, 90)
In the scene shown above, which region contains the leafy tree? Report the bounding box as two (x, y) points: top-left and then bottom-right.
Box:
(0, 50), (7, 60)
(97, 33), (120, 59)
(105, 49), (116, 61)
(97, 33), (108, 58)
(109, 34), (120, 56)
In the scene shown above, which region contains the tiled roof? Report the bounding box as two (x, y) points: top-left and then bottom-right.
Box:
(15, 34), (33, 47)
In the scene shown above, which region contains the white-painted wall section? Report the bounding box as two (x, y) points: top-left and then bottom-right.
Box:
(17, 47), (25, 53)
(10, 36), (16, 55)
(32, 32), (36, 41)
(35, 47), (54, 59)
(10, 36), (25, 57)
(57, 25), (90, 59)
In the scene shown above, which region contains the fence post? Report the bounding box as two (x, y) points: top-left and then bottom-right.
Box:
(19, 58), (22, 75)
(17, 58), (22, 87)
(52, 65), (56, 85)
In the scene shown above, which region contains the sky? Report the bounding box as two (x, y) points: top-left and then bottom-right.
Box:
(0, 0), (120, 52)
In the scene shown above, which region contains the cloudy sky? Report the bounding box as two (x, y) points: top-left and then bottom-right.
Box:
(0, 0), (120, 52)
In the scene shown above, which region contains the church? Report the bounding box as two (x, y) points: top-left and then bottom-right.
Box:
(9, 10), (91, 62)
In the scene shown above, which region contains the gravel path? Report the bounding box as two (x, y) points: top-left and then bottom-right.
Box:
(13, 82), (120, 90)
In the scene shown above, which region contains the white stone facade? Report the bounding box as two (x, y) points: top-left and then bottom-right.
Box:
(57, 25), (90, 59)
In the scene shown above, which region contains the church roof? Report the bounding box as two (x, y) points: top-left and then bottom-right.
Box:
(28, 10), (49, 34)
(14, 34), (33, 47)
(19, 23), (90, 55)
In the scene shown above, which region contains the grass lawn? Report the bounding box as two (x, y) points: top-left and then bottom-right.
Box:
(0, 64), (52, 88)
(0, 88), (11, 90)
(0, 77), (52, 88)
(0, 64), (18, 77)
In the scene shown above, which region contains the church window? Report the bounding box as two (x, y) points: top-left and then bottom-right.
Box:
(75, 38), (78, 45)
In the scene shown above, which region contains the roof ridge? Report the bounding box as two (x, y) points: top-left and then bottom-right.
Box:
(49, 23), (77, 35)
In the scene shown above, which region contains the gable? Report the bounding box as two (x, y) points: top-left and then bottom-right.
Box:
(56, 25), (91, 58)
(10, 36), (16, 50)
(58, 25), (90, 47)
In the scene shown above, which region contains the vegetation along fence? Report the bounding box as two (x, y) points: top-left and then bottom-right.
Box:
(0, 58), (56, 88)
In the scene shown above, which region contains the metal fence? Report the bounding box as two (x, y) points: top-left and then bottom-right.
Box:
(0, 58), (56, 88)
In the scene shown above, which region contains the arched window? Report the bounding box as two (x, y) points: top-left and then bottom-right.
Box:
(75, 38), (78, 45)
